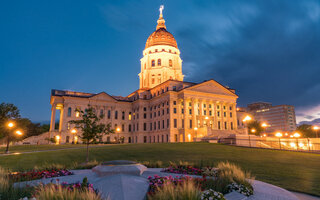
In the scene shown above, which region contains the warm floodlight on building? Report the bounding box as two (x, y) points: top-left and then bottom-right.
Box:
(251, 128), (256, 133)
(263, 134), (267, 137)
(242, 115), (252, 122)
(187, 134), (191, 142)
(116, 127), (121, 132)
(313, 126), (319, 130)
(275, 132), (282, 137)
(71, 129), (77, 134)
(56, 135), (60, 140)
(261, 123), (268, 128)
(205, 116), (209, 120)
(194, 127), (198, 131)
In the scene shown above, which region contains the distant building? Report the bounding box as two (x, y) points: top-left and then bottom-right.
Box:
(246, 102), (297, 133)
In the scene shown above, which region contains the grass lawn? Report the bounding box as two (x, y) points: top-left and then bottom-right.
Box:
(0, 142), (319, 196)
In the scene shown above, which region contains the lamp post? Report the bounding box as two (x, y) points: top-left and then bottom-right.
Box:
(194, 127), (198, 141)
(242, 115), (252, 135)
(293, 132), (301, 150)
(71, 129), (77, 144)
(275, 132), (282, 150)
(312, 126), (319, 138)
(116, 127), (121, 143)
(5, 122), (23, 154)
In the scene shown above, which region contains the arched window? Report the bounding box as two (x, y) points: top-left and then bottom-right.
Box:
(151, 60), (155, 67)
(169, 59), (172, 67)
(67, 107), (72, 117)
(158, 59), (161, 66)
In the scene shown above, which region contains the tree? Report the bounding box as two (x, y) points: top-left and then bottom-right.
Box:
(0, 103), (21, 153)
(296, 124), (315, 138)
(69, 105), (114, 162)
(247, 120), (264, 136)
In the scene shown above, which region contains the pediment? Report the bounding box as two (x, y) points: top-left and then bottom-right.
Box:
(185, 80), (237, 97)
(89, 92), (116, 102)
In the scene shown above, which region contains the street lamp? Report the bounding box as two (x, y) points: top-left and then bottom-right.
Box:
(116, 127), (121, 143)
(275, 132), (282, 150)
(312, 126), (319, 138)
(71, 129), (77, 144)
(15, 130), (23, 135)
(251, 128), (256, 134)
(8, 122), (14, 128)
(293, 132), (301, 150)
(194, 127), (198, 140)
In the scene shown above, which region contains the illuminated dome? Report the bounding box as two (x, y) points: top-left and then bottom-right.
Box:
(145, 8), (178, 49)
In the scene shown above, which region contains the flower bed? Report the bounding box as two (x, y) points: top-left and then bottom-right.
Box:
(161, 165), (203, 176)
(161, 165), (219, 177)
(10, 169), (73, 182)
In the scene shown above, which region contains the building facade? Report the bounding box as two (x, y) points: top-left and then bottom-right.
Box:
(49, 8), (243, 144)
(246, 102), (297, 133)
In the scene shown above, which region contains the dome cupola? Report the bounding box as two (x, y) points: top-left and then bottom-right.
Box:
(145, 6), (178, 49)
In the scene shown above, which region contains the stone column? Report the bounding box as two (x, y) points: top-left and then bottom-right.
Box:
(50, 104), (56, 132)
(59, 105), (65, 132)
(213, 102), (218, 130)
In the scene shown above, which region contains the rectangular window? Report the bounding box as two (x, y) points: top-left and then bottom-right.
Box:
(144, 136), (147, 143)
(173, 86), (176, 91)
(174, 108), (177, 114)
(167, 108), (169, 114)
(173, 101), (176, 105)
(189, 120), (192, 128)
(162, 109), (164, 115)
(162, 120), (165, 129)
(174, 134), (178, 142)
(217, 105), (220, 109)
(209, 110), (212, 116)
(224, 122), (227, 129)
(144, 107), (147, 111)
(167, 119), (169, 128)
(209, 104), (212, 108)
(217, 111), (220, 117)
(129, 112), (132, 120)
(229, 106), (232, 110)
(129, 125), (131, 132)
(231, 122), (233, 130)
(189, 109), (192, 115)
(189, 102), (192, 106)
(181, 109), (184, 114)
(150, 113), (152, 119)
(204, 104), (206, 108)
(230, 112), (232, 118)
(224, 112), (226, 117)
(182, 119), (184, 128)
(218, 121), (221, 129)
(150, 123), (152, 131)
(204, 110), (207, 115)
(158, 121), (160, 129)
(174, 119), (177, 128)
(122, 111), (125, 120)
(144, 123), (147, 131)
(144, 113), (147, 119)
(154, 122), (156, 130)
(158, 111), (160, 116)
(122, 124), (125, 131)
(108, 110), (111, 119)
(115, 111), (118, 119)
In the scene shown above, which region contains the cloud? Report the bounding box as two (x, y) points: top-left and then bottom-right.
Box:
(172, 0), (320, 121)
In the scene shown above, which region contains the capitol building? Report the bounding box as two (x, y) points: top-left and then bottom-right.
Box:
(48, 8), (244, 144)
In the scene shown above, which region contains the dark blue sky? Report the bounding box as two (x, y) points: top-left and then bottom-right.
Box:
(0, 0), (319, 123)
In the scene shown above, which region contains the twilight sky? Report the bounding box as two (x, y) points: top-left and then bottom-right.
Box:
(0, 0), (319, 123)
